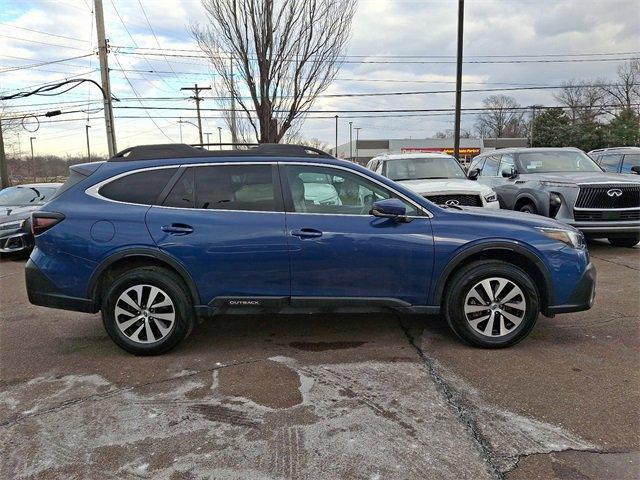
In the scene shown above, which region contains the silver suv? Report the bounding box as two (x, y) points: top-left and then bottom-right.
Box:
(468, 147), (640, 247)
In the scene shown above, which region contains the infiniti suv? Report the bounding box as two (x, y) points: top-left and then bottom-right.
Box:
(469, 147), (640, 247)
(26, 144), (595, 355)
(367, 153), (499, 208)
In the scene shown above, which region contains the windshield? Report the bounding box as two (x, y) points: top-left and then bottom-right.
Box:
(385, 157), (466, 181)
(0, 186), (59, 206)
(517, 151), (603, 173)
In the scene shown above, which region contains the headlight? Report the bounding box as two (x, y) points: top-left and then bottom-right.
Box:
(0, 219), (25, 231)
(539, 181), (578, 188)
(538, 227), (584, 249)
(483, 192), (498, 202)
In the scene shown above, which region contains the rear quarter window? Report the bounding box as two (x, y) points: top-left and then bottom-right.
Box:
(99, 168), (178, 205)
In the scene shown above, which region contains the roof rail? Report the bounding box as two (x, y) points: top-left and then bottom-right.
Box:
(108, 143), (334, 162)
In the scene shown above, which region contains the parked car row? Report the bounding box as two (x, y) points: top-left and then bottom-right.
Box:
(367, 147), (640, 247)
(0, 183), (62, 254)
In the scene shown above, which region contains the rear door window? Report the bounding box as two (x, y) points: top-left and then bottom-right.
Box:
(99, 168), (178, 205)
(599, 154), (622, 173)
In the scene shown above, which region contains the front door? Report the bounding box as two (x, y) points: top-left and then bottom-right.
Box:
(145, 163), (290, 305)
(280, 163), (434, 306)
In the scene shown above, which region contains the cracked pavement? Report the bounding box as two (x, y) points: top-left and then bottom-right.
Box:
(1, 240), (638, 479)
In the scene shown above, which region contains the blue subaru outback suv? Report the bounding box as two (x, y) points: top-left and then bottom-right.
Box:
(26, 144), (595, 355)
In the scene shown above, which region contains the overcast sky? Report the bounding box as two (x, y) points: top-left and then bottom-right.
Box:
(1, 0), (638, 157)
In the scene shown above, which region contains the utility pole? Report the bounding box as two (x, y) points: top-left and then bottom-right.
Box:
(229, 58), (237, 144)
(85, 124), (91, 161)
(0, 118), (9, 189)
(217, 126), (222, 150)
(453, 0), (465, 160)
(334, 115), (338, 155)
(94, 0), (117, 157)
(349, 121), (353, 161)
(354, 127), (362, 163)
(29, 136), (36, 182)
(529, 105), (537, 147)
(180, 84), (211, 145)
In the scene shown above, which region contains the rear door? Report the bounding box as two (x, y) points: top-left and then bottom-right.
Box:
(145, 162), (290, 305)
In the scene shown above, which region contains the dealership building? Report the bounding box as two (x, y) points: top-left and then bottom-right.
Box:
(329, 137), (528, 165)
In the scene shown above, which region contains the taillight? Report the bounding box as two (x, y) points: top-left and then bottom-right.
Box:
(31, 212), (65, 235)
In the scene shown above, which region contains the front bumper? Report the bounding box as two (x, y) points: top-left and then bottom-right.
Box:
(0, 231), (33, 253)
(546, 262), (596, 315)
(566, 220), (640, 235)
(484, 200), (500, 209)
(25, 259), (98, 313)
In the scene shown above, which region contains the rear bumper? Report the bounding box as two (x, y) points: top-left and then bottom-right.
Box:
(25, 259), (98, 313)
(545, 262), (596, 315)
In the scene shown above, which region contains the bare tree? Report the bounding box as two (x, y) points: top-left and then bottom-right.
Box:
(0, 102), (21, 155)
(600, 59), (640, 110)
(434, 128), (474, 139)
(474, 95), (527, 138)
(553, 80), (606, 123)
(192, 0), (357, 143)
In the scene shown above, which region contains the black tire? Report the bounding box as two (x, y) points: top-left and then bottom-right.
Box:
(101, 266), (195, 355)
(444, 260), (539, 348)
(518, 203), (537, 214)
(608, 235), (639, 248)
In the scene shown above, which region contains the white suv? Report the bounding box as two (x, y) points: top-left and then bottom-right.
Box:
(367, 153), (499, 209)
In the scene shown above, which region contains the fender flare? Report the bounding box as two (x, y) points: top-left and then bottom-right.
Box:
(432, 240), (553, 309)
(87, 247), (201, 306)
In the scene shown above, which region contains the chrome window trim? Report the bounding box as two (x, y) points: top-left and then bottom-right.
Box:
(85, 160), (434, 218)
(573, 207), (640, 211)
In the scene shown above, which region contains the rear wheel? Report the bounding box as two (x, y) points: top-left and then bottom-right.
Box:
(444, 260), (539, 348)
(608, 234), (639, 248)
(101, 266), (195, 355)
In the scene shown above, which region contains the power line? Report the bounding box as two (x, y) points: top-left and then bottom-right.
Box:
(116, 50), (639, 65)
(0, 33), (92, 51)
(0, 53), (95, 73)
(111, 53), (175, 142)
(136, 0), (180, 81)
(108, 0), (175, 92)
(0, 22), (91, 43)
(112, 45), (640, 58)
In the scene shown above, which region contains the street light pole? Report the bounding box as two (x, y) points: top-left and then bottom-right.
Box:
(453, 0), (465, 160)
(354, 127), (362, 163)
(334, 115), (339, 156)
(349, 121), (353, 161)
(178, 117), (183, 143)
(85, 124), (91, 161)
(217, 126), (222, 150)
(29, 136), (36, 182)
(205, 132), (211, 145)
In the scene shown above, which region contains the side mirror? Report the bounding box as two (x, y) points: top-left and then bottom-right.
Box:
(371, 198), (408, 222)
(631, 165), (640, 175)
(502, 167), (517, 178)
(467, 168), (480, 180)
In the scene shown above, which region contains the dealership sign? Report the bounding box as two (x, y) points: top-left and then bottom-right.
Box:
(401, 147), (481, 156)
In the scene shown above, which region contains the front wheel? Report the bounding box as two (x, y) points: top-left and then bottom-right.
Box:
(101, 266), (195, 355)
(518, 203), (537, 214)
(608, 234), (639, 248)
(444, 260), (539, 348)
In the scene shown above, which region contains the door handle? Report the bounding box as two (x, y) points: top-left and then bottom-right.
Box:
(161, 224), (194, 235)
(291, 228), (323, 238)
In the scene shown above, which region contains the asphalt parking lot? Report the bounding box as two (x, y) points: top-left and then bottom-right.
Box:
(1, 241), (638, 480)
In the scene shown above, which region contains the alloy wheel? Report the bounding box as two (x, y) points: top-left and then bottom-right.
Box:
(114, 284), (176, 344)
(463, 277), (527, 338)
